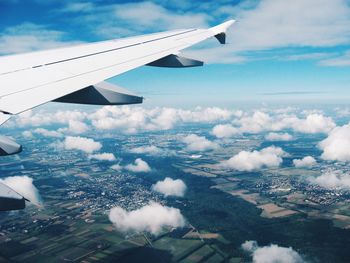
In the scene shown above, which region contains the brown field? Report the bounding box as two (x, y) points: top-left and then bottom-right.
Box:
(258, 203), (298, 218)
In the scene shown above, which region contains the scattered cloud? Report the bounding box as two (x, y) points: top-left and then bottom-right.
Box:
(309, 170), (350, 190)
(319, 50), (350, 67)
(59, 1), (210, 38)
(89, 106), (233, 134)
(212, 124), (240, 138)
(291, 114), (335, 134)
(189, 0), (350, 63)
(319, 123), (350, 161)
(221, 146), (286, 171)
(182, 134), (219, 152)
(0, 22), (80, 55)
(109, 202), (185, 235)
(0, 176), (42, 206)
(61, 136), (102, 154)
(22, 130), (33, 138)
(14, 109), (87, 128)
(125, 158), (151, 173)
(33, 128), (63, 138)
(242, 240), (304, 263)
(129, 145), (162, 155)
(88, 153), (116, 161)
(66, 120), (89, 134)
(293, 156), (316, 168)
(152, 177), (187, 197)
(8, 108), (336, 139)
(110, 164), (123, 171)
(234, 111), (335, 134)
(265, 132), (293, 141)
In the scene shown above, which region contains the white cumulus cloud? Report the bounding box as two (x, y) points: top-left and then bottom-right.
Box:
(241, 240), (304, 263)
(212, 124), (240, 138)
(129, 145), (162, 155)
(88, 153), (116, 161)
(33, 128), (63, 138)
(66, 120), (89, 134)
(182, 134), (219, 152)
(125, 158), (151, 173)
(309, 170), (350, 190)
(265, 132), (293, 141)
(293, 156), (316, 168)
(291, 114), (335, 134)
(221, 146), (286, 171)
(319, 123), (350, 162)
(152, 177), (187, 197)
(62, 136), (102, 154)
(234, 111), (335, 134)
(109, 202), (185, 235)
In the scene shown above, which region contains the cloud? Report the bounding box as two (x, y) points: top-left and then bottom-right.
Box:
(109, 202), (185, 235)
(319, 123), (350, 161)
(189, 0), (350, 63)
(182, 134), (219, 152)
(129, 145), (162, 155)
(0, 22), (80, 55)
(242, 240), (304, 263)
(89, 106), (233, 134)
(293, 156), (316, 168)
(62, 136), (102, 154)
(234, 111), (335, 134)
(232, 0), (350, 49)
(291, 114), (335, 134)
(0, 176), (42, 206)
(66, 120), (89, 134)
(110, 164), (123, 171)
(59, 1), (209, 38)
(152, 178), (187, 197)
(22, 130), (33, 138)
(14, 109), (87, 127)
(125, 158), (151, 173)
(60, 2), (94, 13)
(212, 124), (240, 138)
(33, 128), (63, 138)
(319, 50), (350, 66)
(113, 2), (209, 30)
(309, 170), (350, 190)
(234, 111), (274, 134)
(265, 132), (293, 141)
(88, 153), (116, 161)
(221, 146), (286, 171)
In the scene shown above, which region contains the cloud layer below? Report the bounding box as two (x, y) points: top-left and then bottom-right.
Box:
(109, 202), (185, 235)
(221, 146), (286, 171)
(241, 240), (304, 263)
(152, 177), (187, 197)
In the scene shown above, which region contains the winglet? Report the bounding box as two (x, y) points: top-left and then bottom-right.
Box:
(210, 19), (236, 44)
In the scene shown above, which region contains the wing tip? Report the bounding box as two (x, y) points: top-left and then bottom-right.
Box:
(210, 19), (236, 35)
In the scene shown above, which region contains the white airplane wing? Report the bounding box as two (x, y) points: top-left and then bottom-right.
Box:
(0, 20), (234, 116)
(0, 20), (235, 211)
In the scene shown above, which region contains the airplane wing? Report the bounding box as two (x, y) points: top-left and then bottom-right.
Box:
(0, 20), (234, 116)
(0, 182), (26, 211)
(0, 20), (235, 211)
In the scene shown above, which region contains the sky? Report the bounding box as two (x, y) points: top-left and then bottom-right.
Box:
(1, 0), (350, 107)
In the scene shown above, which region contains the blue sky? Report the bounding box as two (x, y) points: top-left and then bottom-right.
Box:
(1, 0), (350, 107)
